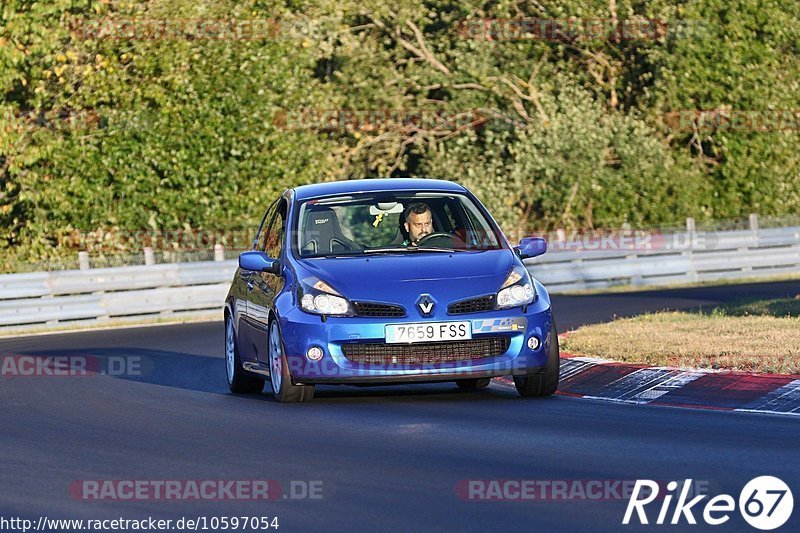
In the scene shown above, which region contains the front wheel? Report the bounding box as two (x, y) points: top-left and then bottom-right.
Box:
(225, 315), (265, 394)
(514, 320), (560, 398)
(268, 319), (315, 403)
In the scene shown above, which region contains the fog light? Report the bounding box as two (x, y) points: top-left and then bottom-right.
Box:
(306, 346), (324, 361)
(527, 336), (540, 350)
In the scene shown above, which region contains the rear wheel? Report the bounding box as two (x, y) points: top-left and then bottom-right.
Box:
(514, 320), (560, 398)
(268, 319), (315, 403)
(456, 378), (491, 390)
(225, 315), (265, 394)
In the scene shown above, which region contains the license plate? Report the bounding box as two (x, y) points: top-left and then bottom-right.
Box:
(385, 321), (472, 344)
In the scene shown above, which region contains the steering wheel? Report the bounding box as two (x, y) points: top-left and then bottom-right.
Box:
(415, 232), (456, 246)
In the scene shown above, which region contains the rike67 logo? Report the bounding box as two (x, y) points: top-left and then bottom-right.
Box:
(624, 477), (793, 530)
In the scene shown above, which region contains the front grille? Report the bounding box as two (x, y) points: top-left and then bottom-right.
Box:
(448, 295), (495, 315)
(353, 301), (406, 318)
(342, 336), (511, 365)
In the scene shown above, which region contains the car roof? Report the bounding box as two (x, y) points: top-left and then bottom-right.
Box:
(292, 178), (467, 201)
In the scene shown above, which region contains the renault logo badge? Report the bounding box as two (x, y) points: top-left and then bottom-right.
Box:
(416, 294), (436, 316)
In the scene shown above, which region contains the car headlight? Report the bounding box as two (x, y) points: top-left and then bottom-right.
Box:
(496, 266), (535, 309)
(298, 277), (352, 316)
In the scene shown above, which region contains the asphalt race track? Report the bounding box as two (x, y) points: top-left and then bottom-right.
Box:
(1, 280), (799, 532)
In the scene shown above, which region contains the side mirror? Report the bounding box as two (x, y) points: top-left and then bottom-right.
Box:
(239, 251), (280, 274)
(514, 237), (547, 259)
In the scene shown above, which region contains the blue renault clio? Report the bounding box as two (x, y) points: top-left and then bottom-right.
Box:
(224, 178), (559, 402)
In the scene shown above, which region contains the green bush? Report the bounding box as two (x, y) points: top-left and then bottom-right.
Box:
(2, 0), (799, 270)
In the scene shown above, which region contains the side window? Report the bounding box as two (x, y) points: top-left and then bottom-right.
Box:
(444, 199), (470, 243)
(462, 201), (499, 248)
(263, 200), (287, 259)
(255, 198), (279, 251)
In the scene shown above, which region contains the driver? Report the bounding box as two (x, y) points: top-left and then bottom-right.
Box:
(402, 203), (433, 246)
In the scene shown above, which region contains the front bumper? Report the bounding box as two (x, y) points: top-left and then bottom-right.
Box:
(278, 304), (554, 385)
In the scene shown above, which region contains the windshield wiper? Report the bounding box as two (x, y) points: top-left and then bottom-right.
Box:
(363, 246), (467, 254)
(414, 247), (466, 253)
(363, 247), (418, 254)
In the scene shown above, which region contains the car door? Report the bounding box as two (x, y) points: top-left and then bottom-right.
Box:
(238, 198), (279, 363)
(249, 198), (288, 364)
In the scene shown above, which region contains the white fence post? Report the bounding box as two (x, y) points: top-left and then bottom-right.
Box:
(684, 217), (698, 281)
(144, 247), (155, 266)
(78, 251), (90, 270)
(749, 213), (760, 248)
(795, 229), (800, 271)
(749, 213), (759, 232)
(214, 243), (225, 262)
(686, 217), (696, 245)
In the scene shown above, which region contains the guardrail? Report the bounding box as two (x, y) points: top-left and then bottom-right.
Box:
(0, 222), (798, 332)
(524, 225), (800, 292)
(0, 261), (237, 331)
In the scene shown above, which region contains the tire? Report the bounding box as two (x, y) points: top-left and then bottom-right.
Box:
(514, 319), (560, 398)
(456, 378), (491, 390)
(225, 315), (265, 394)
(268, 319), (315, 403)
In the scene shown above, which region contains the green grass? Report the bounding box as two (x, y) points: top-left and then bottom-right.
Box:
(713, 297), (800, 318)
(561, 296), (800, 374)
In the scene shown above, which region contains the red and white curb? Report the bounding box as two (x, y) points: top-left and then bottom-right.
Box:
(496, 355), (800, 416)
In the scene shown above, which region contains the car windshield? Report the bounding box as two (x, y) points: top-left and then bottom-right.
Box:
(295, 192), (503, 258)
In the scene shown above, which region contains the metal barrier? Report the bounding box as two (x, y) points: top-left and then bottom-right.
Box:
(525, 226), (800, 292)
(0, 225), (798, 331)
(0, 262), (237, 330)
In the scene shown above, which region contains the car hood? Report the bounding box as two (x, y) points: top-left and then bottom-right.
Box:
(296, 249), (516, 305)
